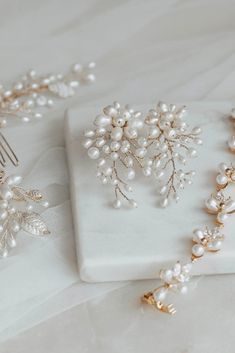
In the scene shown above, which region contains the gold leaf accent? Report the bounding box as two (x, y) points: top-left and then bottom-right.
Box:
(21, 212), (50, 236)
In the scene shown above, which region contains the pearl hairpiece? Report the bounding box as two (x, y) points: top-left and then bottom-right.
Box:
(0, 61), (96, 257)
(0, 62), (95, 127)
(141, 108), (235, 315)
(83, 101), (202, 208)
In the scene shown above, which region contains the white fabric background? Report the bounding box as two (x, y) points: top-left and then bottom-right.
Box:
(1, 0), (235, 351)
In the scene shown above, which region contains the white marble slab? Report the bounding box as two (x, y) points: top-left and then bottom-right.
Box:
(65, 101), (235, 282)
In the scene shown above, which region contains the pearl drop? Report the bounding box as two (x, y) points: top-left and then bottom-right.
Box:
(159, 185), (167, 195)
(113, 199), (121, 209)
(88, 147), (100, 160)
(94, 114), (111, 127)
(111, 127), (123, 141)
(82, 139), (93, 149)
(129, 199), (137, 208)
(127, 169), (135, 180)
(205, 197), (218, 212)
(192, 244), (204, 258)
(160, 197), (168, 208)
(153, 288), (167, 302)
(228, 136), (235, 151)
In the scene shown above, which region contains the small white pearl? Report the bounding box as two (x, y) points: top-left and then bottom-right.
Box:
(86, 73), (96, 82)
(160, 197), (168, 208)
(102, 166), (112, 176)
(161, 269), (173, 283)
(205, 197), (218, 212)
(6, 175), (22, 186)
(101, 176), (108, 185)
(73, 63), (83, 73)
(192, 244), (204, 258)
(153, 287), (167, 302)
(124, 184), (132, 192)
(208, 240), (222, 251)
(34, 113), (42, 119)
(218, 163), (228, 173)
(96, 138), (106, 148)
(113, 199), (121, 209)
(103, 105), (118, 117)
(148, 127), (160, 138)
(84, 129), (95, 138)
(129, 199), (137, 208)
(94, 114), (111, 127)
(1, 248), (8, 258)
(137, 137), (148, 147)
(26, 204), (33, 212)
(21, 116), (30, 123)
(41, 200), (49, 208)
(88, 62), (96, 69)
(127, 169), (135, 180)
(155, 170), (165, 180)
(102, 145), (111, 154)
(216, 174), (228, 186)
(193, 229), (204, 243)
(124, 127), (137, 139)
(82, 139), (93, 149)
(111, 127), (123, 141)
(88, 147), (100, 160)
(8, 236), (17, 248)
(110, 141), (120, 152)
(135, 148), (147, 158)
(0, 118), (7, 128)
(110, 152), (119, 161)
(98, 158), (106, 167)
(125, 156), (134, 167)
(217, 212), (228, 224)
(0, 210), (8, 221)
(0, 185), (13, 200)
(143, 167), (152, 177)
(180, 285), (188, 294)
(0, 200), (8, 209)
(157, 101), (168, 113)
(159, 185), (167, 195)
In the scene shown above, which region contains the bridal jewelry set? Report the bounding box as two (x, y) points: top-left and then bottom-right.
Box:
(2, 61), (235, 317)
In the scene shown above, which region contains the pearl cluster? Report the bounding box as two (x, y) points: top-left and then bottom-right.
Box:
(0, 62), (96, 127)
(142, 109), (235, 315)
(83, 102), (144, 208)
(143, 101), (202, 207)
(83, 101), (202, 208)
(0, 174), (50, 257)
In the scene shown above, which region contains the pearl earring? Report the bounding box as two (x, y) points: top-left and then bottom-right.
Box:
(142, 102), (202, 207)
(83, 101), (144, 209)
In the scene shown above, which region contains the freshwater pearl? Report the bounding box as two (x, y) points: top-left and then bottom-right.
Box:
(96, 127), (106, 136)
(216, 174), (228, 186)
(0, 210), (8, 221)
(94, 114), (111, 127)
(217, 212), (228, 224)
(112, 116), (125, 127)
(205, 197), (218, 212)
(228, 136), (235, 151)
(137, 137), (148, 147)
(103, 105), (117, 117)
(129, 199), (138, 208)
(218, 163), (228, 173)
(135, 148), (147, 158)
(113, 199), (121, 209)
(153, 287), (167, 302)
(84, 129), (95, 138)
(127, 169), (135, 180)
(110, 141), (120, 151)
(157, 101), (168, 113)
(110, 152), (119, 161)
(148, 126), (160, 138)
(193, 229), (204, 242)
(96, 138), (106, 148)
(208, 240), (222, 251)
(192, 244), (204, 257)
(111, 127), (123, 141)
(82, 139), (93, 149)
(124, 127), (138, 139)
(88, 147), (100, 159)
(6, 175), (22, 186)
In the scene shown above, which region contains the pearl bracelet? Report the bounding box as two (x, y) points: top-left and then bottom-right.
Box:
(141, 108), (235, 315)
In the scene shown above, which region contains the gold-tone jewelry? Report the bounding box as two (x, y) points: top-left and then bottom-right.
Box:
(141, 108), (235, 315)
(0, 62), (95, 127)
